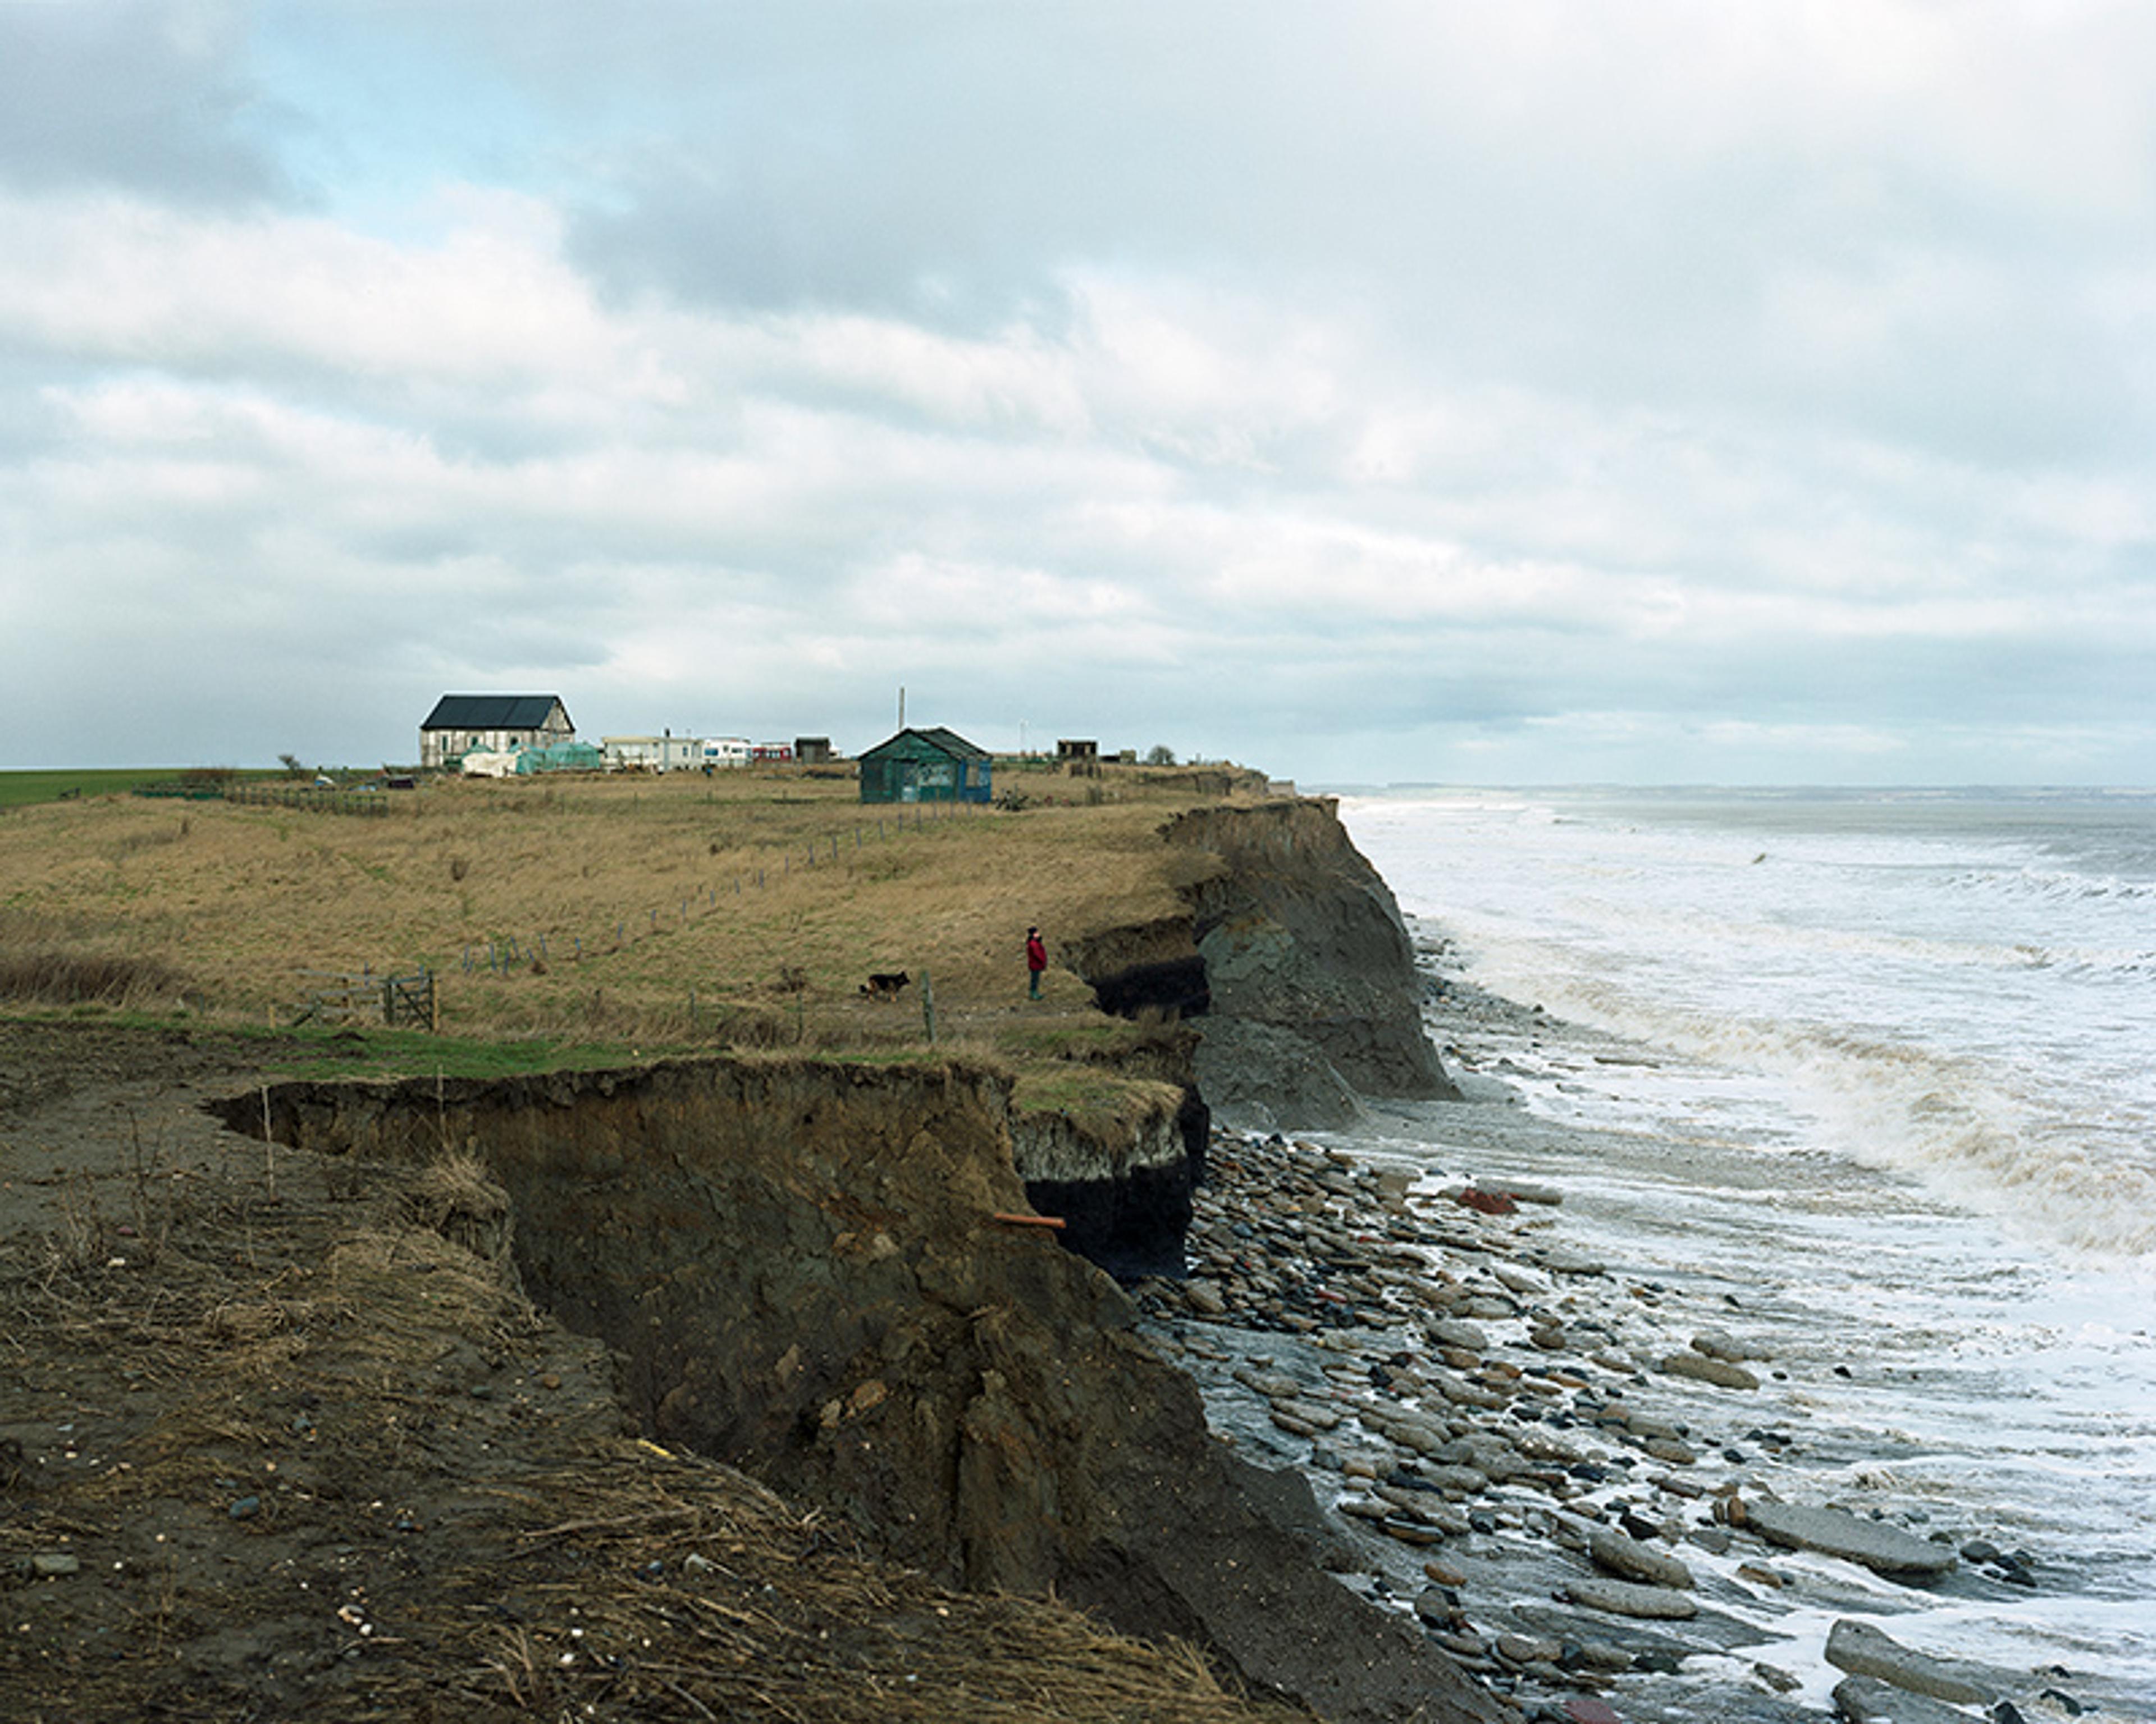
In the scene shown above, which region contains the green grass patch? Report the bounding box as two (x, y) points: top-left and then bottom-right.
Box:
(246, 1023), (648, 1082)
(0, 769), (194, 808)
(0, 1006), (641, 1082)
(990, 1016), (1152, 1061)
(251, 1021), (981, 1083)
(1010, 1066), (1182, 1137)
(0, 768), (282, 808)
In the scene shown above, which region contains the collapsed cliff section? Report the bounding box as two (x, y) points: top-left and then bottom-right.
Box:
(214, 1057), (1501, 1724)
(1066, 799), (1461, 1133)
(1008, 1071), (1205, 1282)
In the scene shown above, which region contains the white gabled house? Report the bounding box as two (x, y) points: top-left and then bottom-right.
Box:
(420, 694), (574, 770)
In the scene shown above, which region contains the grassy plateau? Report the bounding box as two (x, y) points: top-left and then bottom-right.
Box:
(0, 763), (1254, 1098)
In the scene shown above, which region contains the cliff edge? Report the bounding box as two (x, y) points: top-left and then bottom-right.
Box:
(1067, 798), (1460, 1133)
(230, 1058), (1502, 1724)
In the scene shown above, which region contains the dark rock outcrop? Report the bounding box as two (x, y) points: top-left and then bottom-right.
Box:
(1171, 800), (1457, 1103)
(1190, 1017), (1363, 1131)
(1060, 915), (1212, 1019)
(1068, 798), (1461, 1132)
(220, 1058), (1503, 1724)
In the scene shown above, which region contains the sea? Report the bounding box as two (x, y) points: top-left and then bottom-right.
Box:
(1333, 786), (2156, 1717)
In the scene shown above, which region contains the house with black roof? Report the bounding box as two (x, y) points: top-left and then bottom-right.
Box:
(857, 726), (993, 804)
(419, 694), (574, 770)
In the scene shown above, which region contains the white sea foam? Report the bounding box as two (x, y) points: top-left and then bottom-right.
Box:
(1347, 788), (2156, 1264)
(1339, 786), (2156, 1707)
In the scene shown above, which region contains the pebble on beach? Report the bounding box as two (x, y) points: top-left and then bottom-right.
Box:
(1557, 1576), (1700, 1620)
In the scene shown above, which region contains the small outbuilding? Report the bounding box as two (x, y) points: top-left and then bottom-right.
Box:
(857, 726), (993, 804)
(421, 694), (574, 770)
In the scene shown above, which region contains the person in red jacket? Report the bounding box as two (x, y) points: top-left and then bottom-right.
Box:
(1025, 926), (1048, 999)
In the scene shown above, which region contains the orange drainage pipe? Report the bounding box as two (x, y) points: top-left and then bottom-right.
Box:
(990, 1213), (1067, 1229)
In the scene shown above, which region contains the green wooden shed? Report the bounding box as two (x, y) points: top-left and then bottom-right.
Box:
(857, 727), (993, 804)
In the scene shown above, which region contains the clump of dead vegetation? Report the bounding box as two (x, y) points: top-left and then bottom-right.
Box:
(422, 1457), (1310, 1724)
(397, 1147), (514, 1261)
(0, 949), (187, 1008)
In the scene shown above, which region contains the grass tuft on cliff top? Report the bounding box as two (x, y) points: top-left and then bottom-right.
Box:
(1010, 1067), (1188, 1140)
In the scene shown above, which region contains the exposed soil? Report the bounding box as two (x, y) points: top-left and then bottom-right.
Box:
(0, 1018), (1307, 1724)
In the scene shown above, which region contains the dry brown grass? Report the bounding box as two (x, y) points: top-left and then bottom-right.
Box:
(0, 768), (1253, 1060)
(440, 1459), (1314, 1724)
(0, 947), (188, 1008)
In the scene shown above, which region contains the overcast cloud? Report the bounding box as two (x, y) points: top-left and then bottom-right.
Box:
(3, 0), (2153, 783)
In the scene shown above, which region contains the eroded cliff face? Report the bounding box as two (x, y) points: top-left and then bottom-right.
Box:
(1010, 1084), (1205, 1282)
(217, 1058), (1499, 1724)
(1068, 798), (1460, 1132)
(189, 798), (1490, 1717)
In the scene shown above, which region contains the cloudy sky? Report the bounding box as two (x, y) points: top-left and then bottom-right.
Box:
(3, 2), (2153, 784)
